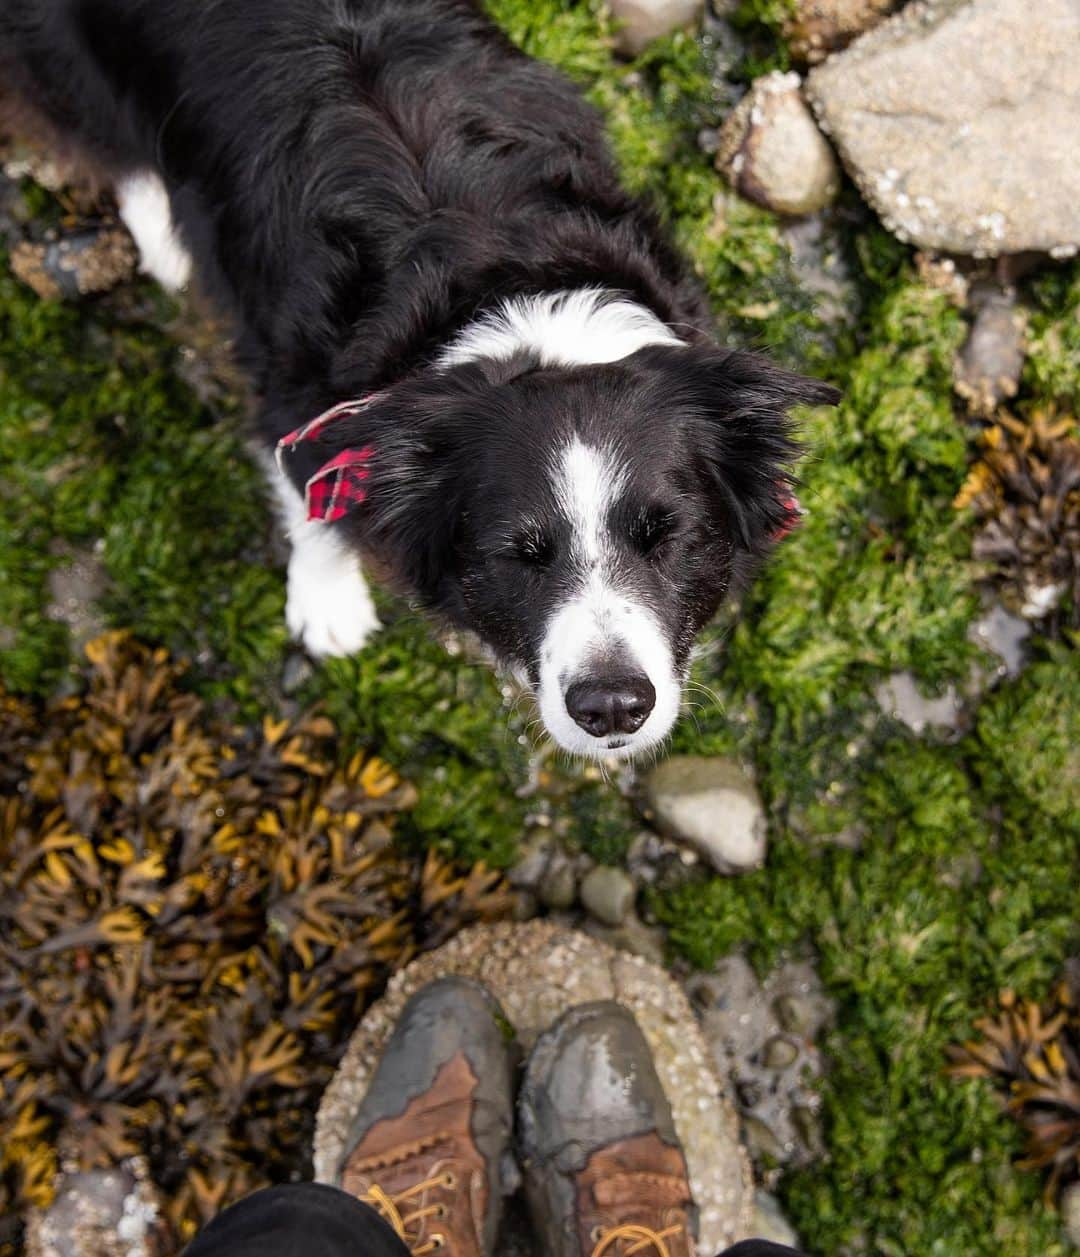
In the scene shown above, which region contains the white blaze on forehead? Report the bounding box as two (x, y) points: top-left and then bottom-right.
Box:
(538, 437), (681, 760)
(555, 437), (626, 567)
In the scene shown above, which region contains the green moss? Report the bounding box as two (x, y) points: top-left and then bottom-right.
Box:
(971, 645), (1080, 823)
(1024, 260), (1080, 411)
(655, 722), (1078, 1254)
(0, 265), (287, 703)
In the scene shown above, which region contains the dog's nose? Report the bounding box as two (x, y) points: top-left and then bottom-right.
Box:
(565, 674), (656, 738)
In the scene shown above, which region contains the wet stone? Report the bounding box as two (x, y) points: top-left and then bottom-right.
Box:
(583, 910), (667, 966)
(11, 223), (137, 301)
(1060, 1181), (1080, 1249)
(508, 829), (556, 891)
(742, 1116), (787, 1162)
(807, 0), (1080, 257)
(751, 1189), (802, 1249)
(25, 1159), (170, 1257)
(537, 854), (577, 910)
(643, 755), (767, 874)
(580, 864), (637, 927)
(873, 671), (965, 737)
(609, 0), (703, 55)
(762, 1035), (800, 1070)
(281, 651), (315, 695)
(954, 285), (1027, 416)
(716, 72), (839, 217)
(783, 0), (900, 64)
(774, 994), (818, 1038)
(968, 601), (1031, 679)
(696, 954), (833, 1180)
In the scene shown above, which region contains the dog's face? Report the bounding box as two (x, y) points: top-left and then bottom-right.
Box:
(329, 343), (837, 759)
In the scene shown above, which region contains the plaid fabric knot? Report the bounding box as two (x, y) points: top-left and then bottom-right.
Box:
(275, 397), (379, 523)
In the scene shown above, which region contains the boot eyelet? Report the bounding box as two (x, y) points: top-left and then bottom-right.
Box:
(590, 1225), (604, 1243)
(434, 1205), (447, 1219)
(442, 1172), (457, 1189)
(431, 1235), (446, 1251)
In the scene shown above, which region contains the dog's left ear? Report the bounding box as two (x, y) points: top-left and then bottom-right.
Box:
(638, 344), (840, 553)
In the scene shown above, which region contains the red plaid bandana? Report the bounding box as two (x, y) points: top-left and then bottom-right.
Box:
(275, 397), (379, 523)
(772, 489), (803, 541)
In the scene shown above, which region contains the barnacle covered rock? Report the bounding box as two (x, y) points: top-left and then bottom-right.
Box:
(782, 0), (900, 65)
(10, 225), (137, 302)
(0, 632), (511, 1250)
(954, 408), (1080, 631)
(948, 981), (1080, 1202)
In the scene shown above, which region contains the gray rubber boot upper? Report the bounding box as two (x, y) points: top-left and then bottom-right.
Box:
(517, 1001), (695, 1257)
(333, 977), (515, 1255)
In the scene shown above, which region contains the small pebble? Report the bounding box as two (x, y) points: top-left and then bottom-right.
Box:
(538, 857), (577, 911)
(742, 1115), (786, 1162)
(580, 865), (636, 927)
(761, 1035), (800, 1070)
(1061, 1181), (1080, 1249)
(774, 994), (817, 1037)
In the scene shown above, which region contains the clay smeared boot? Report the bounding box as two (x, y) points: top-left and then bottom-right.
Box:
(333, 977), (515, 1257)
(518, 1001), (697, 1257)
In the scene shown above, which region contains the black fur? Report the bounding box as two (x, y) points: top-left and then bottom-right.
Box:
(0, 0), (839, 741)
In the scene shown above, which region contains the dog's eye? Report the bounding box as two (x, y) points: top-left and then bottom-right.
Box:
(629, 507), (678, 557)
(511, 529), (555, 567)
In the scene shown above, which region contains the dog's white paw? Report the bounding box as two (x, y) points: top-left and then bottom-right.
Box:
(286, 541), (381, 657)
(116, 171), (193, 292)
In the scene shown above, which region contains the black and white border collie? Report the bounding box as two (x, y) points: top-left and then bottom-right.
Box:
(1, 0), (838, 759)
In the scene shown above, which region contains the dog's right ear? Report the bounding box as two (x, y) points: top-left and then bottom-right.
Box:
(281, 365), (496, 608)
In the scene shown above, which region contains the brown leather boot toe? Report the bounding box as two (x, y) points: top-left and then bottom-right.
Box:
(334, 977), (515, 1257)
(518, 1001), (697, 1257)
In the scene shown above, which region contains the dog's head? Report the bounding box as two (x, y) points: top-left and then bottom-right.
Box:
(295, 340), (837, 759)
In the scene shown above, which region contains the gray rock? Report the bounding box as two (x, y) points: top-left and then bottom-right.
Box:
(512, 890), (539, 922)
(643, 755), (767, 874)
(537, 856), (577, 911)
(11, 223), (138, 301)
(25, 1158), (169, 1257)
(751, 1189), (802, 1248)
(1061, 1181), (1080, 1249)
(807, 0), (1080, 257)
(580, 865), (637, 927)
(954, 285), (1027, 416)
(968, 602), (1030, 678)
(45, 544), (108, 653)
(508, 829), (555, 890)
(762, 1035), (800, 1070)
(281, 651), (315, 695)
(717, 72), (840, 216)
(873, 671), (964, 736)
(742, 1115), (787, 1162)
(695, 955), (833, 1176)
(792, 1104), (824, 1153)
(782, 210), (859, 330)
(609, 0), (703, 55)
(774, 993), (819, 1038)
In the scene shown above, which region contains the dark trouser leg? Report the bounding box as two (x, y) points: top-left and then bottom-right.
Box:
(723, 1242), (805, 1256)
(182, 1183), (411, 1257)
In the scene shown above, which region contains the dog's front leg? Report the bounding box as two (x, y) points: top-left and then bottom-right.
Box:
(262, 455), (381, 657)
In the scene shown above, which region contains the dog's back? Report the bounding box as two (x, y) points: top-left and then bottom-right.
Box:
(1, 0), (709, 401)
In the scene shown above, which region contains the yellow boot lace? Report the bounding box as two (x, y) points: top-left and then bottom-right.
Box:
(591, 1221), (687, 1257)
(364, 1172), (456, 1256)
